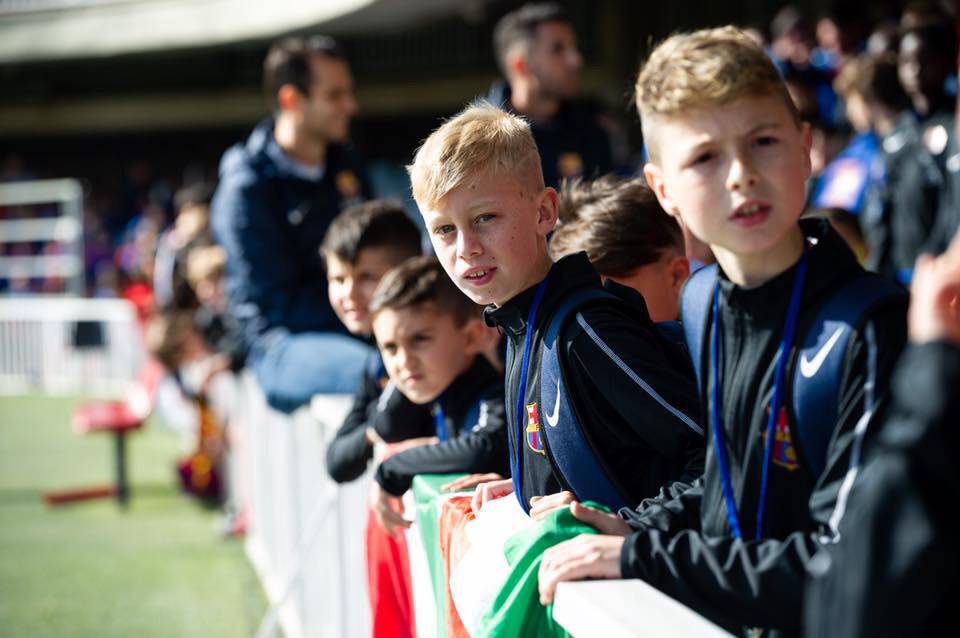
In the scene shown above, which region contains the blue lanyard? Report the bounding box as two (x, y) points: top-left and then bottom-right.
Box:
(710, 251), (808, 540)
(510, 270), (552, 511)
(433, 398), (447, 442)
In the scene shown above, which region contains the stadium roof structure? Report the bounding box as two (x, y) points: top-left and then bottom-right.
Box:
(0, 0), (487, 63)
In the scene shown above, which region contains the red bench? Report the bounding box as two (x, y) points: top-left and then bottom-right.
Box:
(45, 360), (164, 507)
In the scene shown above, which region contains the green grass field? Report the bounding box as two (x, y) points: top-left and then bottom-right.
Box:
(0, 395), (267, 638)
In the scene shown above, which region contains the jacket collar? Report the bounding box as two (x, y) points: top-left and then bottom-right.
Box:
(484, 251), (600, 339)
(436, 355), (500, 415)
(718, 218), (861, 318)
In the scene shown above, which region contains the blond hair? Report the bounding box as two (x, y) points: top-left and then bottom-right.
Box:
(636, 26), (799, 156)
(407, 101), (543, 210)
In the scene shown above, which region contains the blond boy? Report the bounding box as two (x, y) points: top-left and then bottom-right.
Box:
(408, 102), (703, 521)
(537, 27), (908, 636)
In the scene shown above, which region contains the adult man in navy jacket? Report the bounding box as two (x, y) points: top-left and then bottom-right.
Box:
(211, 35), (373, 412)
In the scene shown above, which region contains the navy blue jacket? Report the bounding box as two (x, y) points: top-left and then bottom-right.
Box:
(210, 118), (371, 354)
(486, 82), (613, 188)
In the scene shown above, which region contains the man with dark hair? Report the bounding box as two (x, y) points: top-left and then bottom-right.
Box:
(487, 2), (612, 188)
(211, 34), (373, 412)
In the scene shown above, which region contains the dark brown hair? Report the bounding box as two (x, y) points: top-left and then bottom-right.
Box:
(550, 175), (683, 278)
(492, 2), (570, 76)
(262, 35), (346, 110)
(834, 53), (909, 111)
(369, 257), (480, 326)
(321, 199), (422, 266)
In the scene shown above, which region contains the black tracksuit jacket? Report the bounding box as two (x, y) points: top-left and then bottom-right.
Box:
(804, 341), (960, 638)
(374, 356), (507, 496)
(618, 220), (908, 637)
(863, 111), (954, 280)
(326, 351), (433, 484)
(484, 252), (704, 511)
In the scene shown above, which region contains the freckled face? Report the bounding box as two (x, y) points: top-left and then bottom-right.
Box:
(421, 172), (558, 306)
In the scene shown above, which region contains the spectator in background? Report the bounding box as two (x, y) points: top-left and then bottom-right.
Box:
(811, 54), (903, 262)
(153, 181), (215, 311)
(486, 2), (613, 188)
(898, 21), (956, 126)
(211, 35), (373, 413)
(828, 52), (941, 282)
(769, 5), (839, 127)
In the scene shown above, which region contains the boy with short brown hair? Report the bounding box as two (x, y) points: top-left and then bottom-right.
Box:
(366, 256), (507, 530)
(549, 175), (689, 322)
(538, 27), (907, 636)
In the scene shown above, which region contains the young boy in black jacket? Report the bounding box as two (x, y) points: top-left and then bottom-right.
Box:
(804, 231), (960, 636)
(322, 200), (433, 484)
(366, 257), (507, 533)
(538, 28), (907, 637)
(405, 102), (704, 518)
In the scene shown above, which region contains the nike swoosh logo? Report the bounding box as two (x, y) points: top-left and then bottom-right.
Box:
(799, 327), (844, 378)
(545, 380), (561, 427)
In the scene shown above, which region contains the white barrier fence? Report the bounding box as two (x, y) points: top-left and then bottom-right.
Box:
(0, 297), (142, 395)
(234, 371), (371, 638)
(237, 370), (734, 638)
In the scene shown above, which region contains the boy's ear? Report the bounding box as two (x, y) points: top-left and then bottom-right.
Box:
(460, 318), (485, 355)
(506, 49), (527, 77)
(535, 187), (560, 237)
(277, 84), (303, 112)
(643, 162), (681, 219)
(667, 255), (691, 293)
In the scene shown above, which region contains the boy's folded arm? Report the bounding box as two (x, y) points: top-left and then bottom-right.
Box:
(373, 403), (510, 497)
(564, 306), (704, 460)
(622, 526), (817, 632)
(620, 476), (704, 534)
(620, 307), (908, 632)
(368, 381), (434, 443)
(325, 373), (381, 483)
(806, 342), (960, 638)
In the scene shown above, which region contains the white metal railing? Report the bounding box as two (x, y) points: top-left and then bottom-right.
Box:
(0, 178), (85, 295)
(235, 371), (370, 638)
(0, 297), (142, 395)
(229, 368), (734, 638)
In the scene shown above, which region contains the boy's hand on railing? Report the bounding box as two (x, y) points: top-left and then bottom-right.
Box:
(569, 501), (632, 536)
(528, 491), (575, 520)
(910, 229), (960, 346)
(442, 472), (504, 493)
(365, 427), (386, 447)
(537, 534), (626, 605)
(371, 481), (412, 537)
(470, 478), (514, 513)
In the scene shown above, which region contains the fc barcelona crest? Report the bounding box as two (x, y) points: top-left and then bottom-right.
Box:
(765, 407), (799, 471)
(557, 152), (584, 179)
(526, 402), (545, 455)
(336, 170), (362, 201)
